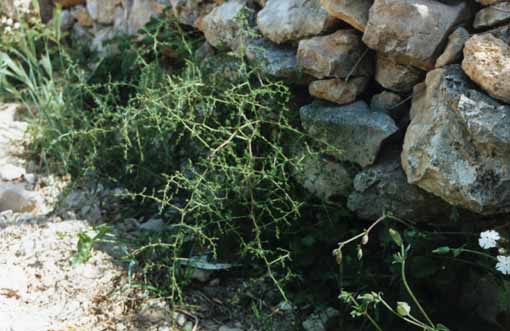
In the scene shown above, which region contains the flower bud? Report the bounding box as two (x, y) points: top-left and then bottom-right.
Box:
(396, 301), (411, 317)
(389, 228), (403, 247)
(361, 233), (369, 245)
(334, 248), (343, 265)
(357, 245), (363, 260)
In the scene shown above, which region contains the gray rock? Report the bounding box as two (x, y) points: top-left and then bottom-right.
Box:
(59, 9), (75, 31)
(198, 0), (255, 51)
(245, 39), (306, 82)
(363, 0), (472, 70)
(292, 149), (355, 201)
(300, 101), (398, 167)
(297, 30), (372, 79)
(302, 307), (339, 331)
(402, 65), (510, 215)
(219, 326), (243, 331)
(320, 0), (373, 31)
(474, 2), (510, 29)
(347, 153), (456, 222)
(370, 91), (406, 120)
(308, 77), (368, 105)
(375, 53), (424, 92)
(435, 26), (470, 68)
(257, 0), (335, 44)
(87, 0), (117, 25)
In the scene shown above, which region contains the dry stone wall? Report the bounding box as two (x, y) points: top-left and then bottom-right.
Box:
(3, 0), (510, 221)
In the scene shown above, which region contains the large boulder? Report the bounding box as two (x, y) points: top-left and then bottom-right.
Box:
(362, 0), (471, 70)
(320, 0), (373, 31)
(402, 65), (510, 215)
(300, 101), (398, 167)
(297, 30), (372, 79)
(347, 153), (457, 222)
(474, 2), (510, 29)
(462, 33), (510, 104)
(257, 0), (336, 44)
(198, 0), (255, 50)
(375, 53), (424, 92)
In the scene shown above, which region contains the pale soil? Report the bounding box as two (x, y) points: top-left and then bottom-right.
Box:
(0, 104), (177, 331)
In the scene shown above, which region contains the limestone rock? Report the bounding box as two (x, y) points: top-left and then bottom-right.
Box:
(462, 33), (510, 104)
(435, 27), (470, 68)
(126, 0), (165, 35)
(297, 30), (372, 79)
(474, 2), (510, 29)
(320, 0), (373, 31)
(363, 0), (471, 70)
(0, 164), (25, 181)
(347, 153), (456, 222)
(293, 150), (355, 201)
(87, 0), (117, 25)
(169, 0), (217, 27)
(402, 65), (510, 215)
(257, 0), (335, 44)
(0, 183), (40, 213)
(245, 39), (307, 82)
(309, 77), (368, 105)
(300, 101), (398, 167)
(199, 0), (254, 50)
(375, 53), (424, 92)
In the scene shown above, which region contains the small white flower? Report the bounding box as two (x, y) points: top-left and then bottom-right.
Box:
(496, 255), (510, 275)
(479, 230), (501, 249)
(4, 26), (11, 33)
(13, 22), (20, 29)
(6, 18), (13, 26)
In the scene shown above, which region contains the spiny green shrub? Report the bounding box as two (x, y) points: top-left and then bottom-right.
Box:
(0, 11), (346, 302)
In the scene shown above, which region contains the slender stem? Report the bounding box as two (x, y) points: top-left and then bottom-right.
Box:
(350, 297), (383, 331)
(337, 216), (386, 248)
(400, 245), (435, 328)
(455, 248), (498, 261)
